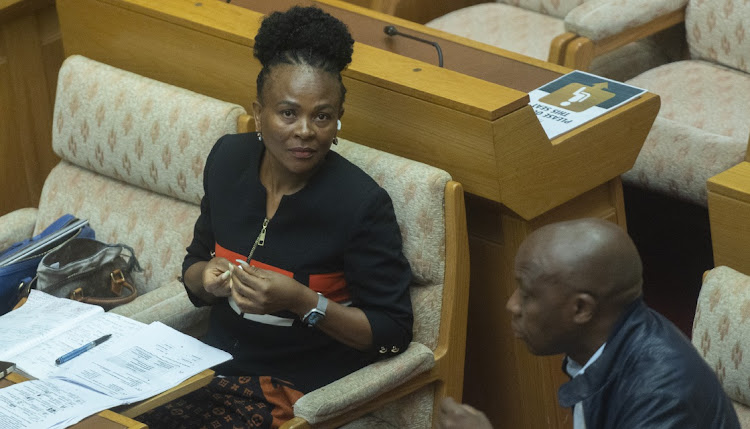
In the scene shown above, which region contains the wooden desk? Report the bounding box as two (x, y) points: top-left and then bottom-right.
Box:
(54, 0), (659, 427)
(708, 161), (750, 276)
(0, 373), (147, 429)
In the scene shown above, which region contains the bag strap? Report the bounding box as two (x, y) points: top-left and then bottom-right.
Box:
(70, 269), (138, 307)
(114, 243), (142, 274)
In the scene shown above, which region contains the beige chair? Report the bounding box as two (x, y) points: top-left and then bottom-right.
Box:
(0, 55), (250, 334)
(620, 0), (750, 207)
(424, 0), (684, 82)
(694, 266), (750, 427)
(281, 140), (470, 428)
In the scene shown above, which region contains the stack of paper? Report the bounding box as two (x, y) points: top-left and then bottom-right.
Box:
(0, 290), (233, 428)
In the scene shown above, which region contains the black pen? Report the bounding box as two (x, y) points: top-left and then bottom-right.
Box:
(55, 334), (112, 365)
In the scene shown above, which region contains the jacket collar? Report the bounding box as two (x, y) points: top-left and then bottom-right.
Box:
(557, 297), (646, 408)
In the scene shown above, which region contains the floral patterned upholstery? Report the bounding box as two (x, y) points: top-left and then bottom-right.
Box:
(426, 0), (676, 82)
(499, 0), (586, 19)
(687, 0), (750, 74)
(0, 55), (246, 332)
(622, 0), (750, 206)
(565, 0), (688, 41)
(694, 266), (750, 427)
(293, 138), (453, 428)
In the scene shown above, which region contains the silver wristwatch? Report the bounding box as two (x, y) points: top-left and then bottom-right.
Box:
(302, 292), (328, 328)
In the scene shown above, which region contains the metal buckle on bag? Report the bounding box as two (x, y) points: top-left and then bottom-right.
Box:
(70, 287), (84, 301)
(110, 269), (125, 296)
(17, 280), (32, 300)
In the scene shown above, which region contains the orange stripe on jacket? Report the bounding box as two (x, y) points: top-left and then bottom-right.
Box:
(214, 242), (351, 303)
(215, 243), (293, 277)
(309, 272), (350, 303)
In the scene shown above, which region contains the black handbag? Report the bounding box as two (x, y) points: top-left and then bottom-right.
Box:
(35, 237), (142, 310)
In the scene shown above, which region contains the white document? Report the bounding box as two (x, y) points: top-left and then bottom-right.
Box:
(0, 290), (146, 379)
(13, 312), (145, 379)
(529, 70), (646, 139)
(53, 322), (232, 403)
(0, 291), (233, 427)
(0, 290), (102, 362)
(0, 379), (120, 429)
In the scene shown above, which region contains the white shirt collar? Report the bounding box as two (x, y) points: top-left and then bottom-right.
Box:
(566, 342), (607, 378)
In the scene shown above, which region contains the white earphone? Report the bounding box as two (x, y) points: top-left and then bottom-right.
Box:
(337, 120), (342, 131)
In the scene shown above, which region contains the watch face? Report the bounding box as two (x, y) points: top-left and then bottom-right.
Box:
(306, 310), (325, 327)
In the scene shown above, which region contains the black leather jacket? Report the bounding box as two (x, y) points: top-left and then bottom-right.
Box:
(558, 298), (740, 429)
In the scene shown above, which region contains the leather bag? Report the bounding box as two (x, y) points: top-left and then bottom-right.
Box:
(0, 215), (95, 315)
(36, 238), (142, 310)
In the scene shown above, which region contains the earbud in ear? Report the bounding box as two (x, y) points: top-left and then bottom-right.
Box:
(337, 120), (342, 131)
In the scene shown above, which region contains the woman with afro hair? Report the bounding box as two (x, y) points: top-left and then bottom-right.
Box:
(138, 6), (413, 429)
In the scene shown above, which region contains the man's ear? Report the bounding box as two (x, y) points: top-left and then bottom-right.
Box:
(572, 293), (596, 324)
(252, 101), (262, 133)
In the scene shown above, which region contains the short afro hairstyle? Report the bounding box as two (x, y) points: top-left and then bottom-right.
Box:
(253, 6), (354, 105)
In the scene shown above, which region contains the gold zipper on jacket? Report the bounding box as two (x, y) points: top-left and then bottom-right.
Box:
(246, 218), (269, 262)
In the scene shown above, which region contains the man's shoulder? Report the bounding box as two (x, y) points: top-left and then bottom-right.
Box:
(608, 308), (738, 425)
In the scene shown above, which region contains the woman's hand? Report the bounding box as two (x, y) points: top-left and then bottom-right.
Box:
(201, 257), (234, 298)
(230, 260), (311, 315)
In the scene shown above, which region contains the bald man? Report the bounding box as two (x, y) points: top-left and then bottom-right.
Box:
(438, 218), (739, 429)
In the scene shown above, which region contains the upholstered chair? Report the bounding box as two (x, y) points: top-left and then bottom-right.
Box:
(0, 55), (249, 333)
(280, 139), (470, 429)
(621, 0), (750, 207)
(425, 0), (685, 82)
(694, 266), (750, 427)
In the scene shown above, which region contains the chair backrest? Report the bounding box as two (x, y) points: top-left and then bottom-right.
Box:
(686, 0), (750, 73)
(332, 139), (453, 350)
(499, 0), (586, 19)
(35, 55), (246, 296)
(693, 266), (750, 425)
(331, 138), (469, 427)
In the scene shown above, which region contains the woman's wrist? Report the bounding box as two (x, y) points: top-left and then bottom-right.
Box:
(292, 286), (321, 319)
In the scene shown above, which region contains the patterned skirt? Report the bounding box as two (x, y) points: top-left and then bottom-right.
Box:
(136, 375), (304, 429)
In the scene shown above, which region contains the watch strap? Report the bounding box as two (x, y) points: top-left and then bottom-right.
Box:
(302, 292), (328, 327)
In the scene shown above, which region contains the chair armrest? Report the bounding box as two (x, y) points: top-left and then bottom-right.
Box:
(109, 280), (209, 335)
(0, 208), (38, 253)
(292, 342), (434, 425)
(565, 0), (687, 42)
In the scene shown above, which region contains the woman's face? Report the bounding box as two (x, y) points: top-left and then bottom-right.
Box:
(253, 64), (343, 179)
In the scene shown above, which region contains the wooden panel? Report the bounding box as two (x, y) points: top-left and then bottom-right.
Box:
(57, 0), (257, 112)
(0, 31), (34, 215)
(0, 0), (63, 216)
(236, 0), (567, 94)
(37, 3), (63, 107)
(343, 77), (500, 200)
(336, 0), (490, 24)
(60, 0), (527, 121)
(708, 162), (750, 276)
(708, 191), (750, 276)
(493, 94), (659, 219)
(391, 0), (490, 24)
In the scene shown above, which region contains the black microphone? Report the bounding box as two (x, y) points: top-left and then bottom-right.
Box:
(384, 25), (444, 68)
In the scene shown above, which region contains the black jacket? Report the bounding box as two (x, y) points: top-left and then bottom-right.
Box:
(558, 298), (740, 429)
